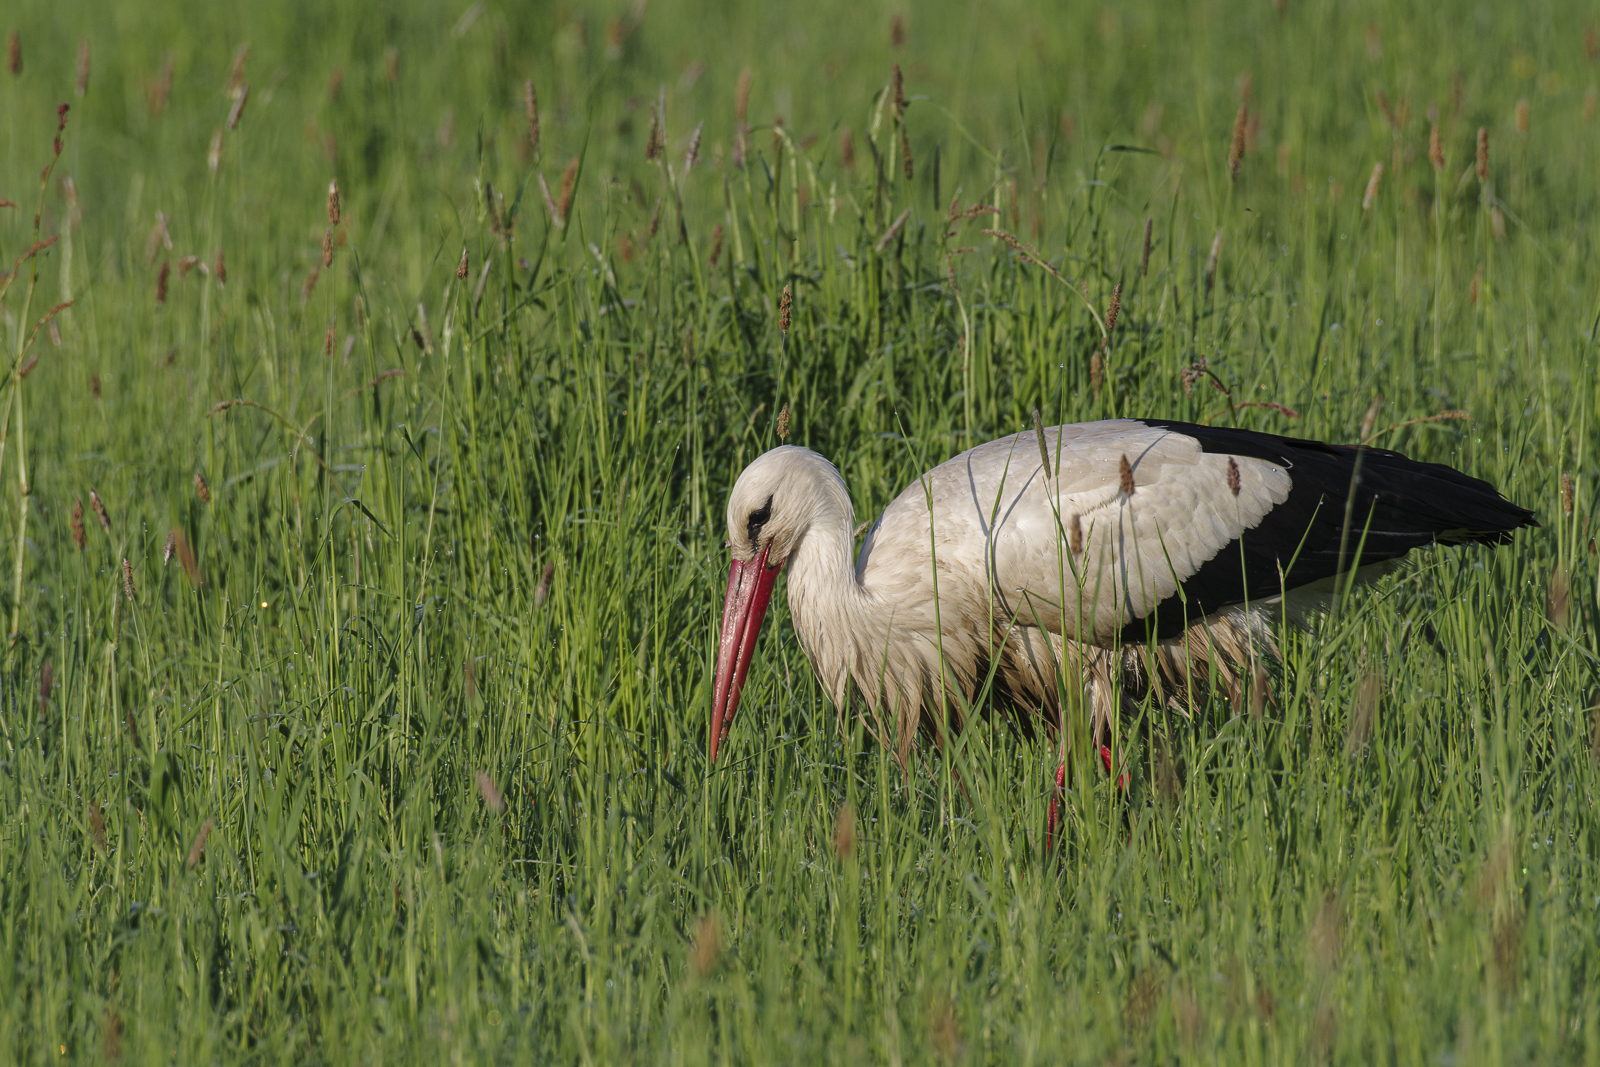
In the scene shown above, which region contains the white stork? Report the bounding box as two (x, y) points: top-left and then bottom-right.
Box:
(709, 418), (1535, 833)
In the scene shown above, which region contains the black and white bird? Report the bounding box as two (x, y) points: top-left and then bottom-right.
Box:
(709, 418), (1535, 821)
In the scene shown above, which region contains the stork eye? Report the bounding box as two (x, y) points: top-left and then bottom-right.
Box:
(746, 498), (772, 546)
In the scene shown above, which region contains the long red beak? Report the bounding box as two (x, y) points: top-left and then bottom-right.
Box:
(709, 545), (783, 763)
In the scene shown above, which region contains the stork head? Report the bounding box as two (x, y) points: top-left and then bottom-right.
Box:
(709, 445), (845, 763)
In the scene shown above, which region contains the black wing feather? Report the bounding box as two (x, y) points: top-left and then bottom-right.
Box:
(1120, 419), (1537, 641)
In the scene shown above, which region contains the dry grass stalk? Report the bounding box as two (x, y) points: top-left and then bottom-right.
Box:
(1119, 454), (1136, 497)
(207, 129), (223, 173)
(524, 80), (540, 157)
(1228, 105), (1248, 181)
(776, 404), (790, 440)
(5, 30), (18, 76)
(778, 285), (792, 333)
(1515, 98), (1530, 135)
(88, 802), (108, 852)
(226, 84), (248, 130)
(927, 995), (961, 1061)
(475, 770), (504, 813)
(186, 818), (214, 869)
(163, 531), (176, 565)
(1428, 124), (1443, 171)
(689, 913), (722, 977)
(75, 38), (90, 97)
(101, 1008), (122, 1061)
(534, 561), (555, 607)
(121, 559), (135, 602)
(1346, 668), (1381, 758)
(1140, 216), (1153, 276)
(90, 489), (111, 531)
(832, 802), (856, 859)
(1360, 163), (1384, 213)
(71, 500), (86, 550)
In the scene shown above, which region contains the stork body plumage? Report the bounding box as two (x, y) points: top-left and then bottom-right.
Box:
(710, 419), (1535, 778)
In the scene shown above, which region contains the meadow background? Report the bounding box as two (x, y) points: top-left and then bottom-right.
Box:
(1, 0), (1598, 1062)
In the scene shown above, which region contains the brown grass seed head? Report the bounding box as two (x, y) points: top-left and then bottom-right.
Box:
(684, 121), (703, 171)
(326, 179), (340, 225)
(121, 559), (135, 602)
(71, 500), (86, 549)
(833, 803), (857, 859)
(75, 38), (90, 97)
(1228, 105), (1248, 180)
(534, 561), (555, 607)
(1561, 471), (1574, 516)
(186, 818), (214, 869)
(456, 247), (469, 279)
(776, 404), (791, 440)
(689, 913), (722, 977)
(778, 285), (792, 332)
(1119, 454), (1136, 496)
(226, 84), (248, 130)
(194, 471), (211, 504)
(557, 158), (578, 225)
(1476, 127), (1489, 181)
(1515, 98), (1530, 134)
(163, 530), (176, 565)
(90, 489), (110, 530)
(156, 261), (170, 304)
(1361, 162), (1384, 213)
(6, 30), (19, 76)
(735, 67), (752, 124)
(475, 770), (505, 813)
(1227, 457), (1241, 496)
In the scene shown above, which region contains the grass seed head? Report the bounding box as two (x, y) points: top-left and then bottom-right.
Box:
(121, 559), (135, 602)
(892, 64), (906, 117)
(90, 489), (110, 531)
(302, 262), (321, 304)
(1476, 127), (1489, 181)
(890, 11), (907, 47)
(1205, 229), (1224, 292)
(208, 128), (223, 173)
(1307, 892), (1344, 972)
(1561, 471), (1574, 516)
(1104, 282), (1121, 335)
(163, 531), (176, 565)
(156, 261), (170, 304)
(1360, 395), (1383, 441)
(1227, 457), (1241, 497)
(6, 30), (18, 76)
(1090, 351), (1103, 394)
(324, 319), (336, 357)
(839, 126), (855, 169)
(456, 247), (468, 279)
(708, 222), (724, 267)
(186, 818), (214, 869)
(1228, 104), (1248, 181)
(524, 80), (540, 157)
(75, 38), (90, 97)
(1069, 512), (1083, 554)
(475, 770), (504, 813)
(71, 500), (86, 550)
(534, 561), (555, 607)
(735, 67), (751, 124)
(194, 471), (211, 504)
(1515, 98), (1530, 135)
(1361, 161), (1384, 213)
(148, 52), (174, 115)
(227, 42), (250, 96)
(174, 529), (203, 586)
(214, 248), (227, 286)
(832, 802), (856, 859)
(776, 403), (790, 440)
(684, 121), (703, 171)
(1119, 454), (1135, 496)
(226, 84), (248, 130)
(1429, 123), (1443, 171)
(322, 228), (334, 268)
(1491, 204), (1506, 241)
(778, 284), (792, 333)
(557, 157), (579, 225)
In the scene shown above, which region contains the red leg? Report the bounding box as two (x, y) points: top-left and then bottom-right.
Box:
(1044, 760), (1067, 852)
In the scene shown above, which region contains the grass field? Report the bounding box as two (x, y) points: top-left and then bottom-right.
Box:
(1, 0), (1598, 1062)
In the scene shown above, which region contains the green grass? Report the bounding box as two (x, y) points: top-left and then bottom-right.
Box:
(1, 0), (1598, 1062)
